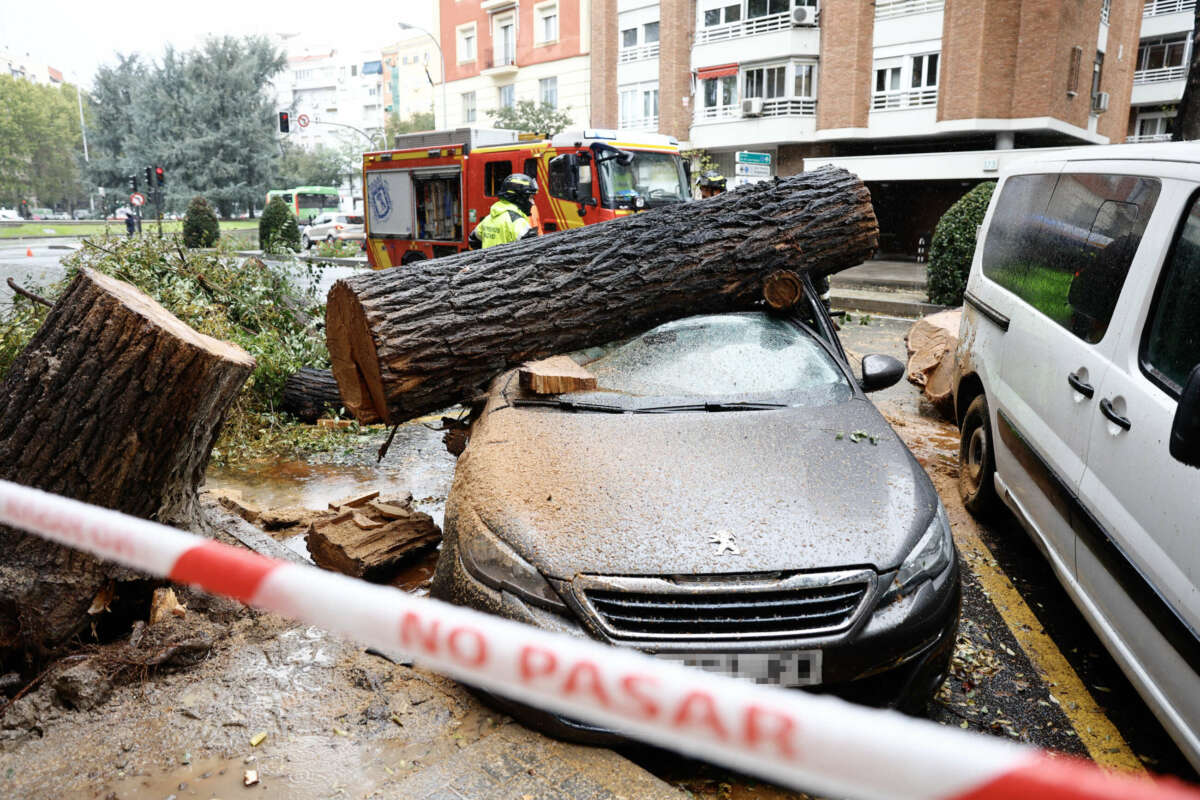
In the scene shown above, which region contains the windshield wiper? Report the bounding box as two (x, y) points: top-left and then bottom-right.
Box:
(511, 397), (627, 413)
(636, 401), (787, 413)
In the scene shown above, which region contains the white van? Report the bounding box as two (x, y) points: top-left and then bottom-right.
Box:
(952, 142), (1200, 769)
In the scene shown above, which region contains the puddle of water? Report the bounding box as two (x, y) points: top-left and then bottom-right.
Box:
(205, 460), (411, 511)
(389, 547), (441, 595)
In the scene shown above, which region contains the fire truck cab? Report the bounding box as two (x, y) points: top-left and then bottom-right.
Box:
(362, 127), (689, 269)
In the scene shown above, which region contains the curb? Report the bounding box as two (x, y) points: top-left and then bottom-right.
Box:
(830, 275), (927, 292)
(830, 291), (948, 318)
(241, 250), (370, 267)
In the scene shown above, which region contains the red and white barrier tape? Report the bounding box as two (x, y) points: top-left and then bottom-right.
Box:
(0, 479), (1195, 800)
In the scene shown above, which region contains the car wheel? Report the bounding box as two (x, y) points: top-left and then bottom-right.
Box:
(959, 394), (998, 515)
(326, 235), (334, 243)
(301, 234), (311, 250)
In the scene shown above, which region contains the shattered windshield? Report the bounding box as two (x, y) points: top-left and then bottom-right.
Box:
(598, 150), (688, 208)
(573, 313), (852, 405)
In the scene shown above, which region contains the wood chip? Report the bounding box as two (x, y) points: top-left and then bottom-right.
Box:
(352, 512), (385, 530)
(327, 491), (380, 510)
(518, 355), (597, 395)
(368, 501), (412, 520)
(149, 587), (186, 625)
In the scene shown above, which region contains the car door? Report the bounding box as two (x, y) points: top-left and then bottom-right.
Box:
(985, 171), (1162, 569)
(1075, 185), (1200, 756)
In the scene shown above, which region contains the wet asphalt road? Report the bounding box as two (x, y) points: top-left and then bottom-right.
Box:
(0, 238), (76, 305)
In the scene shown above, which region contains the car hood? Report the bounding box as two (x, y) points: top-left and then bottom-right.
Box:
(451, 398), (938, 580)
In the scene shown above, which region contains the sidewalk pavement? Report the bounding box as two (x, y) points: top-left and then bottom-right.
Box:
(829, 259), (949, 318)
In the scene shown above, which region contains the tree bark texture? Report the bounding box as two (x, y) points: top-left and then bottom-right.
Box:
(0, 268), (255, 654)
(327, 166), (878, 424)
(281, 367), (343, 423)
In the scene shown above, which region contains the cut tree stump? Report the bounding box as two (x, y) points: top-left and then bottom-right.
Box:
(905, 309), (962, 418)
(305, 498), (440, 578)
(0, 268), (255, 654)
(326, 167), (877, 423)
(519, 356), (597, 395)
(281, 367), (344, 423)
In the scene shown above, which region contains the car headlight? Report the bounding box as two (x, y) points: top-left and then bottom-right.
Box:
(879, 503), (954, 605)
(459, 519), (567, 612)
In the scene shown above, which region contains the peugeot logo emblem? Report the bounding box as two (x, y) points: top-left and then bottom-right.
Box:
(709, 530), (740, 556)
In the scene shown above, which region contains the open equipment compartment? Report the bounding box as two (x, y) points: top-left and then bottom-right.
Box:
(413, 172), (462, 242)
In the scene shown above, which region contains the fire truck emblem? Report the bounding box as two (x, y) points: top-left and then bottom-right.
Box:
(368, 176), (392, 221)
(709, 530), (740, 556)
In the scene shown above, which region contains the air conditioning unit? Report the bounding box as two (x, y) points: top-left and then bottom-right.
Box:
(741, 97), (764, 117)
(791, 5), (817, 25)
(1092, 91), (1110, 113)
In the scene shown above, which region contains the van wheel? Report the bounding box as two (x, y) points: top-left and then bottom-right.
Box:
(959, 394), (998, 515)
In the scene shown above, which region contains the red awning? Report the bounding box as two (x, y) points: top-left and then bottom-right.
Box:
(696, 63), (738, 80)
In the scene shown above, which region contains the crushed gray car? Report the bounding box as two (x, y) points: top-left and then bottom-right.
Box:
(431, 293), (960, 743)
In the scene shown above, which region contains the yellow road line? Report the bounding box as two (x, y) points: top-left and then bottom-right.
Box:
(950, 517), (1146, 773)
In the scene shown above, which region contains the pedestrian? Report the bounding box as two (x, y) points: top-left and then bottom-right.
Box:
(124, 211), (136, 238)
(468, 173), (539, 249)
(697, 170), (727, 199)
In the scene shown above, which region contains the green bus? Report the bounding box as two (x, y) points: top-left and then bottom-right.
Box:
(266, 186), (341, 225)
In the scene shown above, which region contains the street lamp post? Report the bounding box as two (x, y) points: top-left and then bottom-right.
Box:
(398, 21), (448, 134)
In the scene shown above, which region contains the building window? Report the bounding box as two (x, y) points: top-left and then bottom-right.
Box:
(458, 24), (477, 63)
(1091, 52), (1104, 104)
(644, 22), (660, 43)
(463, 91), (477, 123)
(351, 65), (358, 76)
(747, 0), (789, 18)
(704, 4), (741, 26)
(1137, 34), (1190, 73)
(794, 63), (816, 97)
(872, 54), (937, 109)
(362, 60), (383, 75)
(537, 3), (559, 43)
(875, 66), (901, 93)
(499, 84), (515, 108)
(744, 65), (787, 98)
(622, 28), (638, 48)
(540, 77), (558, 107)
(911, 53), (938, 89)
(702, 76), (738, 108)
(619, 82), (659, 128)
(496, 15), (516, 66)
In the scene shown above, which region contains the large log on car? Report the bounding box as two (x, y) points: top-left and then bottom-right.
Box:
(326, 166), (877, 424)
(0, 268), (254, 655)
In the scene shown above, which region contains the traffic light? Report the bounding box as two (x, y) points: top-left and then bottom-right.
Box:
(278, 111), (290, 133)
(155, 166), (165, 187)
(128, 175), (137, 192)
(144, 166), (153, 188)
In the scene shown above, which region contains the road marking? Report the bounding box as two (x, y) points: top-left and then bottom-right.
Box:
(950, 516), (1146, 774)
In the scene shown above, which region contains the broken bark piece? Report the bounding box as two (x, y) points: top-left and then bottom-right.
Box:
(326, 167), (878, 423)
(149, 587), (187, 625)
(443, 427), (469, 457)
(0, 268), (254, 653)
(352, 512), (385, 530)
(281, 367), (343, 423)
(328, 490), (380, 511)
(218, 491), (263, 524)
(519, 355), (597, 395)
(257, 506), (321, 531)
(306, 512), (441, 578)
(905, 309), (961, 418)
(369, 499), (415, 520)
(762, 269), (806, 310)
(318, 417), (353, 429)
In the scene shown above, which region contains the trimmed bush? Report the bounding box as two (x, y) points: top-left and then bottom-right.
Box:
(927, 181), (996, 306)
(182, 196), (220, 248)
(259, 197), (300, 255)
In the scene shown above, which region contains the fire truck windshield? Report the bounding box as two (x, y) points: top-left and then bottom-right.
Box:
(598, 151), (688, 209)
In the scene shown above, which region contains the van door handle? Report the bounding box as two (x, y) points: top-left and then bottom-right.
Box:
(1099, 398), (1132, 431)
(1067, 371), (1095, 398)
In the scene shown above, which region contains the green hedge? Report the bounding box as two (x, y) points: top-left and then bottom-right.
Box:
(259, 197), (300, 255)
(927, 181), (996, 306)
(182, 196), (220, 248)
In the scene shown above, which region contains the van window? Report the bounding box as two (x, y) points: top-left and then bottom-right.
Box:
(1143, 196), (1200, 395)
(982, 172), (1161, 344)
(484, 161), (513, 196)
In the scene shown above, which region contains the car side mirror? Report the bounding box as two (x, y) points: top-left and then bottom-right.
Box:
(861, 354), (904, 393)
(1170, 363), (1200, 469)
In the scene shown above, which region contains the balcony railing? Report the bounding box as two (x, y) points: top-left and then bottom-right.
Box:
(1134, 65), (1187, 84)
(871, 87), (938, 110)
(619, 115), (659, 131)
(695, 11), (795, 44)
(1144, 0), (1195, 16)
(875, 0), (944, 20)
(1126, 132), (1174, 142)
(618, 43), (660, 63)
(693, 97), (816, 123)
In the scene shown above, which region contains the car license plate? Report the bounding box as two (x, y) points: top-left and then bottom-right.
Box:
(652, 651), (822, 687)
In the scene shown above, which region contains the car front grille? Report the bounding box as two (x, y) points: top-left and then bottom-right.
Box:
(571, 571), (875, 642)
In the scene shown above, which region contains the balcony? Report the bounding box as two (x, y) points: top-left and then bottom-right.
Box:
(482, 53), (518, 79)
(871, 87), (938, 110)
(619, 115), (659, 132)
(1135, 65), (1187, 83)
(690, 98), (817, 149)
(1126, 132), (1174, 142)
(694, 97), (816, 124)
(1144, 0), (1195, 16)
(696, 11), (795, 44)
(619, 43), (660, 63)
(875, 0), (944, 20)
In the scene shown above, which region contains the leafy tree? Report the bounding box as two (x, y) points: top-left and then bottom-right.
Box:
(259, 196), (300, 254)
(182, 195), (220, 247)
(0, 76), (88, 209)
(927, 182), (996, 306)
(487, 101), (573, 136)
(384, 110), (435, 147)
(274, 142), (350, 188)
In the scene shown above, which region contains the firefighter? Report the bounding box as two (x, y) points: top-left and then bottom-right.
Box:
(698, 170), (727, 199)
(469, 173), (540, 249)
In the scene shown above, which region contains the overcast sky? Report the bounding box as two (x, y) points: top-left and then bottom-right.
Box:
(2, 0), (438, 88)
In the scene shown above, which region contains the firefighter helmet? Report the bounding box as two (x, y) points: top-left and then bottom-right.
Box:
(499, 172), (539, 203)
(698, 170), (727, 191)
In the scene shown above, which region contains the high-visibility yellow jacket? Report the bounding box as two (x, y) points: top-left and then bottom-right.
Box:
(468, 199), (536, 249)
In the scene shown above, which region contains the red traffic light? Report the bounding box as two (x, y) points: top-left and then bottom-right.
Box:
(155, 166), (165, 186)
(278, 111), (290, 133)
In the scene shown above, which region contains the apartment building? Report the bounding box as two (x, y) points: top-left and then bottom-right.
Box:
(274, 46), (388, 153)
(382, 36), (442, 123)
(2, 48), (63, 86)
(1128, 0), (1194, 142)
(438, 0), (592, 130)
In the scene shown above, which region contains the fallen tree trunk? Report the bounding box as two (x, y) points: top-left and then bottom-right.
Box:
(281, 367), (343, 423)
(906, 309), (962, 418)
(327, 166), (877, 423)
(0, 268), (255, 655)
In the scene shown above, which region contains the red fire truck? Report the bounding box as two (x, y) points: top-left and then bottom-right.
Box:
(361, 127), (689, 269)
